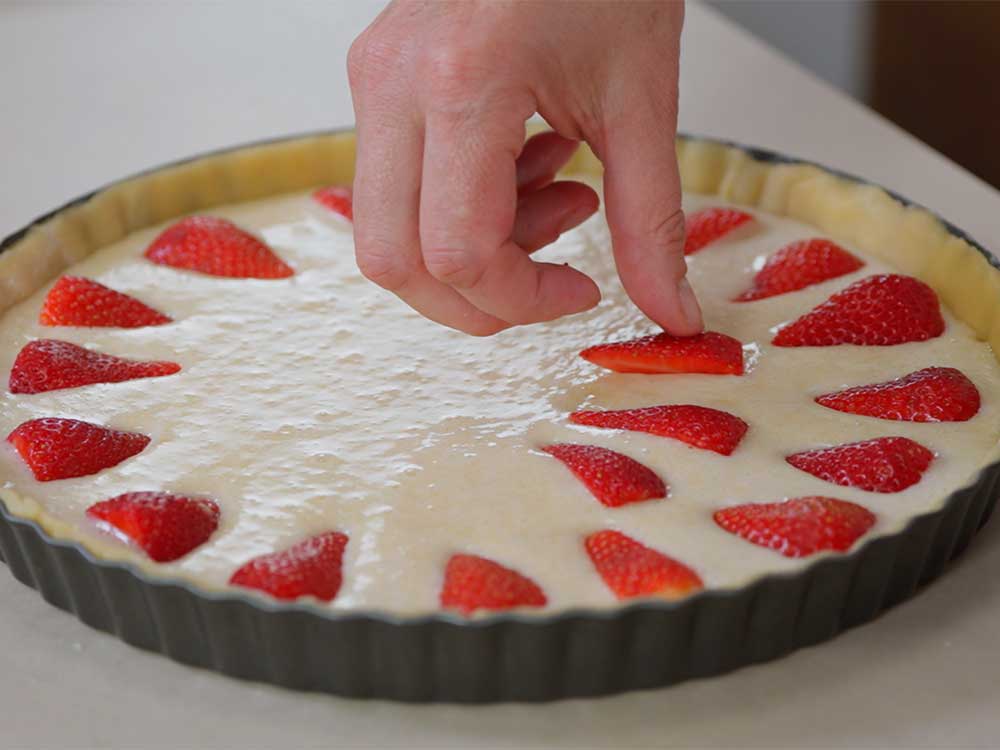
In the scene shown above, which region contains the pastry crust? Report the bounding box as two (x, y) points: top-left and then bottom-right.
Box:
(2, 130), (999, 582)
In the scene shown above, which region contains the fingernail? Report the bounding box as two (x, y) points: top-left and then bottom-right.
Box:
(677, 278), (704, 332)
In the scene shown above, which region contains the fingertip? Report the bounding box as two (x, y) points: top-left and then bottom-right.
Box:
(543, 261), (602, 316)
(570, 181), (601, 224)
(513, 180), (600, 253)
(455, 318), (511, 337)
(551, 180), (600, 232)
(623, 271), (704, 337)
(674, 278), (705, 334)
(516, 132), (582, 194)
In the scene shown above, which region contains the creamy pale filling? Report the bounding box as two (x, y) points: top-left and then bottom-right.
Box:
(1, 188), (998, 614)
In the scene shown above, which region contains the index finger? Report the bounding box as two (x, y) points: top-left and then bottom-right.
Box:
(600, 95), (703, 335)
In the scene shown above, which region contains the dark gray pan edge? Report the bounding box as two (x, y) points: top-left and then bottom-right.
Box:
(1, 131), (998, 702)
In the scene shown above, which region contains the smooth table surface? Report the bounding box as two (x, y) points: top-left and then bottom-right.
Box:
(2, 2), (1000, 748)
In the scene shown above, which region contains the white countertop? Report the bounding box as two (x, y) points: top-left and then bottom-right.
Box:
(2, 3), (1000, 748)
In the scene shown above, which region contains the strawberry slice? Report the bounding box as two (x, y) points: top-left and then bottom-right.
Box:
(440, 553), (547, 615)
(230, 531), (349, 602)
(816, 367), (980, 423)
(786, 436), (933, 493)
(714, 496), (876, 557)
(39, 275), (171, 328)
(684, 207), (753, 255)
(772, 274), (944, 347)
(584, 530), (702, 600)
(7, 417), (150, 481)
(313, 186), (353, 220)
(86, 492), (219, 563)
(144, 216), (294, 279)
(570, 404), (748, 455)
(579, 331), (744, 375)
(542, 444), (666, 507)
(734, 238), (864, 302)
(9, 339), (181, 394)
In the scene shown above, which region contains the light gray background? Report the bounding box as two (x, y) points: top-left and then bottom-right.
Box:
(2, 2), (1000, 748)
(708, 0), (872, 99)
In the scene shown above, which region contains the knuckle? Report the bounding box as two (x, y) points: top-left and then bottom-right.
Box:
(650, 209), (689, 278)
(464, 320), (507, 337)
(654, 208), (687, 248)
(346, 35), (368, 90)
(355, 239), (410, 291)
(619, 207), (687, 279)
(417, 36), (535, 132)
(347, 34), (406, 94)
(452, 315), (508, 337)
(423, 246), (484, 288)
(423, 46), (486, 103)
(573, 97), (606, 149)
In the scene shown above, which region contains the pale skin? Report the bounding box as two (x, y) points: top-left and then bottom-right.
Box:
(347, 0), (702, 337)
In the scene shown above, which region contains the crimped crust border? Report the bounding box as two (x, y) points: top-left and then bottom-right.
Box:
(4, 130), (998, 344)
(1, 129), (999, 609)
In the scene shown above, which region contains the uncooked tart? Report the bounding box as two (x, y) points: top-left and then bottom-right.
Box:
(1, 131), (998, 701)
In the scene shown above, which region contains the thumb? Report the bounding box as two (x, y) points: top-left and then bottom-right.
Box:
(596, 95), (703, 336)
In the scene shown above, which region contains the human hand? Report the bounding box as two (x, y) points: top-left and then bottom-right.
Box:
(347, 0), (702, 336)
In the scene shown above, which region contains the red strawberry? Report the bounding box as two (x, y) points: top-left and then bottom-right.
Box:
(570, 404), (748, 455)
(580, 331), (744, 375)
(313, 186), (353, 220)
(714, 496), (876, 557)
(144, 216), (294, 279)
(684, 207), (753, 255)
(786, 436), (933, 493)
(772, 274), (944, 347)
(86, 492), (219, 563)
(7, 417), (150, 482)
(584, 530), (702, 600)
(816, 367), (980, 423)
(229, 531), (349, 602)
(9, 339), (181, 394)
(734, 238), (864, 302)
(440, 554), (547, 615)
(542, 444), (666, 507)
(39, 275), (171, 328)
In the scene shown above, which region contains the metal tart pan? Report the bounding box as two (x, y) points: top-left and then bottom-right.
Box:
(1, 132), (997, 702)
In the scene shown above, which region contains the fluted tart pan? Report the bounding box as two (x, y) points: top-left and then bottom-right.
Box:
(1, 130), (999, 702)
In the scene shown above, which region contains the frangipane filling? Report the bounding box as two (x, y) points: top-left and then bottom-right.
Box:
(2, 183), (998, 615)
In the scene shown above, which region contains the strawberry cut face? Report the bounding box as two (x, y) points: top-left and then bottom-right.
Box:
(786, 436), (934, 493)
(7, 418), (150, 482)
(313, 186), (353, 220)
(815, 367), (980, 422)
(772, 274), (945, 347)
(580, 331), (744, 375)
(714, 496), (876, 558)
(684, 207), (754, 255)
(144, 216), (294, 279)
(585, 530), (703, 600)
(39, 275), (171, 328)
(542, 444), (666, 507)
(229, 531), (349, 602)
(734, 238), (864, 302)
(9, 339), (181, 394)
(87, 492), (220, 563)
(440, 554), (547, 615)
(570, 404), (748, 455)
